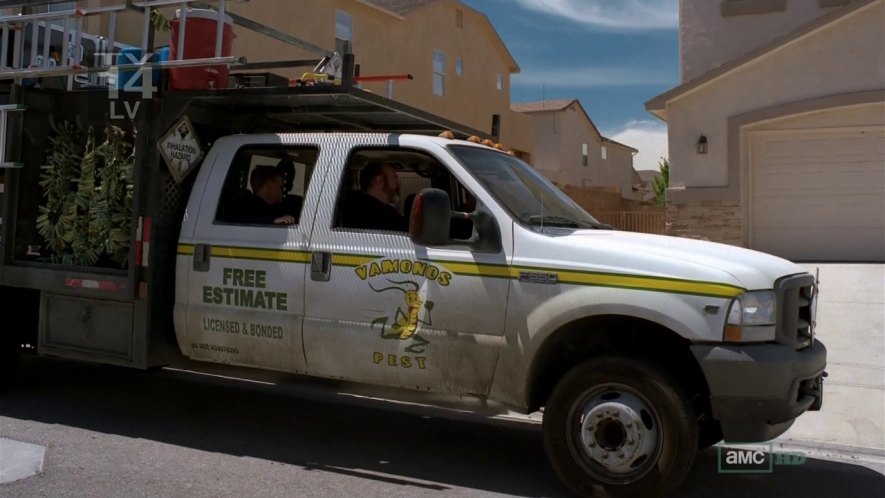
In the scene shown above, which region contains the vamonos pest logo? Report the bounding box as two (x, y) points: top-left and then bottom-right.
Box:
(353, 258), (454, 368)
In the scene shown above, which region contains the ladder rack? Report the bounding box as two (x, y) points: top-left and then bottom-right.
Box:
(0, 0), (246, 83)
(0, 0), (345, 170)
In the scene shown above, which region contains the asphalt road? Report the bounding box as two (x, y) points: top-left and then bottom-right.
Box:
(1, 356), (883, 497)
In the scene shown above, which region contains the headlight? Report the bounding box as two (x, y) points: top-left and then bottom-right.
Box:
(723, 291), (777, 342)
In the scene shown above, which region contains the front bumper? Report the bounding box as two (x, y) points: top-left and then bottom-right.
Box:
(691, 341), (827, 442)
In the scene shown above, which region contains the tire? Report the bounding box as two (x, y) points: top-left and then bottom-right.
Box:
(542, 357), (698, 497)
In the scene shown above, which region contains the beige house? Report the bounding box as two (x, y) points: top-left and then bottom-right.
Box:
(647, 0), (885, 261)
(511, 99), (639, 199)
(17, 0), (533, 156)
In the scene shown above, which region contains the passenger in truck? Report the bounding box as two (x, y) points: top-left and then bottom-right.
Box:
(232, 166), (295, 225)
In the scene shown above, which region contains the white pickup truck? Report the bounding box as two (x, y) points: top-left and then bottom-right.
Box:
(1, 111), (826, 495)
(166, 131), (826, 495)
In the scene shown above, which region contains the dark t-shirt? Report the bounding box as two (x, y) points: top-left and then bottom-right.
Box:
(344, 192), (408, 232)
(279, 195), (304, 220)
(232, 193), (281, 224)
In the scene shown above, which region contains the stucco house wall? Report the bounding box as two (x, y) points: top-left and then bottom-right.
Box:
(669, 2), (883, 190)
(379, 0), (532, 154)
(680, 0), (854, 81)
(649, 0), (884, 251)
(514, 101), (638, 198)
(64, 0), (533, 155)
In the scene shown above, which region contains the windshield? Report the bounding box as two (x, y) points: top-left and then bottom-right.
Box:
(449, 145), (602, 228)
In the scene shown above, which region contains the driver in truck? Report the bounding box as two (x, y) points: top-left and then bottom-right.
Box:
(344, 162), (408, 232)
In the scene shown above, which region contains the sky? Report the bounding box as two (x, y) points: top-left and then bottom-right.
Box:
(461, 0), (679, 171)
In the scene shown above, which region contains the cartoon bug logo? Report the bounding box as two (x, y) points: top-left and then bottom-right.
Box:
(369, 279), (433, 353)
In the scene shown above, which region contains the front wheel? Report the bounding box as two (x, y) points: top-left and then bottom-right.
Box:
(542, 357), (698, 497)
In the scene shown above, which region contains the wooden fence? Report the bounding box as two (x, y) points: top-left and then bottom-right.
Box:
(594, 211), (667, 235)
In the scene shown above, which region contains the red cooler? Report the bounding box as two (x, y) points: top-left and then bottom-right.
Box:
(170, 8), (235, 90)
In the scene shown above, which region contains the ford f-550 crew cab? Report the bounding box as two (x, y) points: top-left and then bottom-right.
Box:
(1, 82), (825, 497)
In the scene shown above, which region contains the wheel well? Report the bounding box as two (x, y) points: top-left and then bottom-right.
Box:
(527, 315), (713, 419)
(0, 286), (40, 350)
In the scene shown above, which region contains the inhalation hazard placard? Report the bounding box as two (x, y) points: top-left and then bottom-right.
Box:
(158, 115), (203, 183)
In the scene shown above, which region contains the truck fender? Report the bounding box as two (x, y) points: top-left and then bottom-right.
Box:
(489, 286), (728, 409)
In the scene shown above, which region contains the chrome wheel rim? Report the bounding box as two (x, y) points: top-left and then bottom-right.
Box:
(569, 383), (662, 483)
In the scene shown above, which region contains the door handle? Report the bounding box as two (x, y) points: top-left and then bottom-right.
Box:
(193, 243), (211, 272)
(311, 251), (331, 282)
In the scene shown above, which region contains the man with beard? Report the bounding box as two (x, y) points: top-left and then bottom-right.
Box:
(345, 162), (408, 232)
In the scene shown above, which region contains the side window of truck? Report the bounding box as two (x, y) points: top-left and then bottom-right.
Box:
(332, 147), (476, 239)
(215, 146), (319, 226)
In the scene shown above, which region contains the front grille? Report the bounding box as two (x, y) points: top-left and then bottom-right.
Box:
(775, 273), (816, 350)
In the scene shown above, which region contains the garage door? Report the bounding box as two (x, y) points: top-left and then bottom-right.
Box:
(751, 127), (885, 261)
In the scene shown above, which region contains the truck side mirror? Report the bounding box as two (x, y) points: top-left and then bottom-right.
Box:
(409, 188), (451, 246)
(409, 188), (502, 252)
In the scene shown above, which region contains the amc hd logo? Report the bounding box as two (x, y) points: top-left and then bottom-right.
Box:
(717, 443), (807, 473)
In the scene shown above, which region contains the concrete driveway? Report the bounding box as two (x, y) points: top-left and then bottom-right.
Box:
(774, 264), (884, 459)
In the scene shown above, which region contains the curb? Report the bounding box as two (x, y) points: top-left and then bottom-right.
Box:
(771, 437), (885, 458)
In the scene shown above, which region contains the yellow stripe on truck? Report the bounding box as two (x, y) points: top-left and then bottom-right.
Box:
(440, 261), (513, 279)
(436, 260), (743, 298)
(331, 253), (381, 268)
(176, 244), (310, 263)
(550, 270), (743, 298)
(176, 244), (744, 298)
(211, 245), (312, 263)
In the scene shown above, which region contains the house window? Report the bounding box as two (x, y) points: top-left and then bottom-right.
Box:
(601, 146), (607, 160)
(721, 0), (786, 17)
(48, 1), (76, 11)
(496, 73), (503, 91)
(456, 9), (464, 28)
(582, 143), (588, 167)
(335, 10), (353, 54)
(29, 1), (75, 13)
(45, 1), (75, 26)
(456, 57), (463, 76)
(433, 49), (445, 96)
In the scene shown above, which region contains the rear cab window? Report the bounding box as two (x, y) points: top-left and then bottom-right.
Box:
(215, 146), (319, 227)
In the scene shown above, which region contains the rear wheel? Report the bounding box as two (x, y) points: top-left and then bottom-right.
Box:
(542, 357), (698, 497)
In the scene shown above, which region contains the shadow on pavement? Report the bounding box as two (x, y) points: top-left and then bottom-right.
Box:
(1, 356), (567, 497)
(677, 444), (884, 497)
(2, 356), (883, 497)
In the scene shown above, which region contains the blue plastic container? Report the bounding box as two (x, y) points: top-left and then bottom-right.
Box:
(116, 46), (169, 91)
